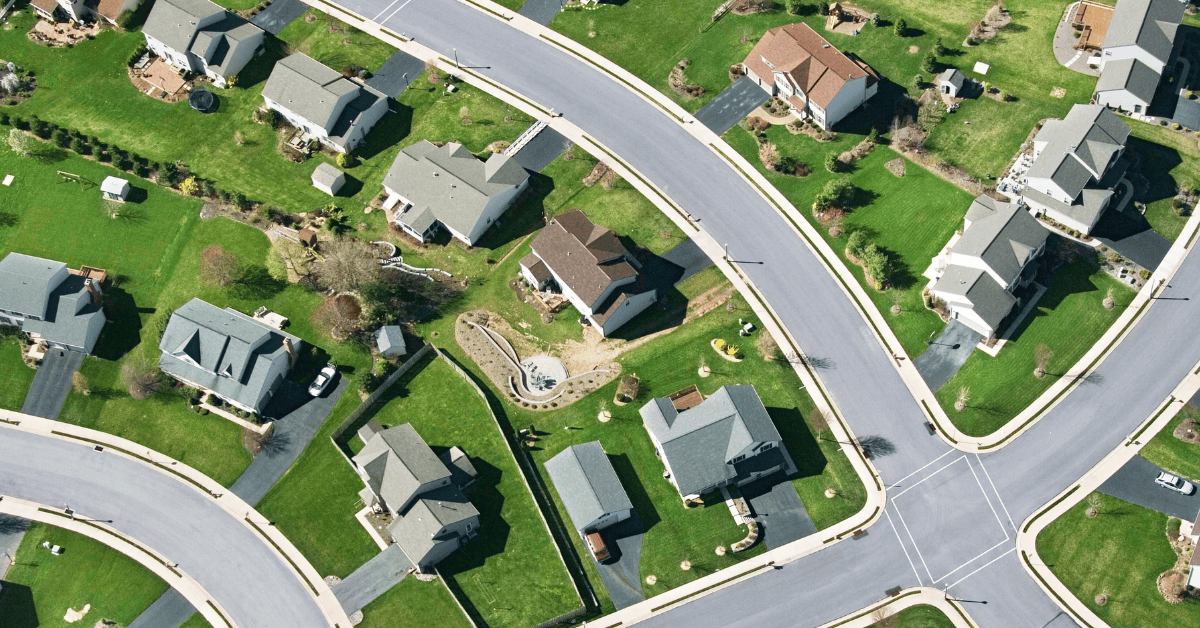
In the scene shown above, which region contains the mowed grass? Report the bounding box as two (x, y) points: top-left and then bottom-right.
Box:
(935, 260), (1133, 437)
(0, 523), (170, 628)
(0, 338), (36, 411)
(276, 9), (397, 72)
(552, 0), (1095, 178)
(896, 604), (957, 627)
(1037, 493), (1200, 626)
(1140, 404), (1200, 482)
(357, 578), (474, 628)
(347, 355), (579, 628)
(722, 126), (970, 358)
(1127, 119), (1198, 242)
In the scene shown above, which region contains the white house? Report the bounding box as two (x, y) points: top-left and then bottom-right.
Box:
(31, 0), (139, 24)
(741, 22), (879, 130)
(938, 68), (966, 98)
(1021, 104), (1130, 235)
(262, 53), (389, 154)
(0, 253), (107, 355)
(927, 195), (1050, 338)
(382, 140), (529, 245)
(1094, 0), (1186, 112)
(519, 210), (657, 337)
(142, 0), (264, 88)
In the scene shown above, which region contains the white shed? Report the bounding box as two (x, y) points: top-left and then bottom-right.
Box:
(375, 325), (406, 358)
(938, 69), (966, 98)
(101, 176), (130, 203)
(311, 163), (346, 197)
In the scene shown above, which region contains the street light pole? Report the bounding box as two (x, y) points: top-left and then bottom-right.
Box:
(724, 242), (729, 261)
(453, 48), (459, 69)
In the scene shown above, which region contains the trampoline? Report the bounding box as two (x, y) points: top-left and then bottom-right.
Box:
(188, 88), (215, 112)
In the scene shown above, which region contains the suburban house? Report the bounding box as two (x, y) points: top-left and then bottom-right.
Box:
(926, 195), (1050, 339)
(640, 385), (797, 500)
(382, 140), (530, 245)
(1187, 508), (1200, 587)
(142, 0), (264, 89)
(352, 422), (480, 572)
(311, 162), (345, 197)
(262, 53), (388, 153)
(32, 0), (139, 24)
(0, 253), (106, 355)
(158, 298), (301, 415)
(519, 210), (658, 337)
(545, 441), (635, 534)
(1020, 104), (1131, 235)
(741, 22), (879, 130)
(938, 68), (966, 98)
(1094, 0), (1185, 113)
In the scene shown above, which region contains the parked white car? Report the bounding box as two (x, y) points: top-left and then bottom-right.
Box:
(1155, 472), (1196, 495)
(308, 364), (337, 397)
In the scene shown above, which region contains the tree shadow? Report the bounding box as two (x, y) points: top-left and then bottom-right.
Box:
(0, 513), (31, 534)
(857, 434), (896, 458)
(34, 146), (70, 165)
(0, 581), (37, 628)
(230, 265), (287, 300)
(610, 453), (661, 532)
(0, 210), (18, 228)
(356, 102), (413, 161)
(92, 285), (145, 361)
(770, 406), (827, 479)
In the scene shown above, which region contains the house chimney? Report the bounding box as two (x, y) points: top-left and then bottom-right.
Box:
(283, 337), (298, 367)
(84, 279), (103, 306)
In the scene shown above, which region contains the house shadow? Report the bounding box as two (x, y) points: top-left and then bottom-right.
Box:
(609, 453), (661, 532)
(472, 172), (555, 253)
(92, 285), (144, 362)
(604, 240), (686, 341)
(356, 103), (414, 162)
(768, 406), (828, 479)
(1128, 137), (1183, 206)
(0, 581), (38, 628)
(835, 78), (912, 135)
(238, 37), (288, 90)
(437, 457), (509, 572)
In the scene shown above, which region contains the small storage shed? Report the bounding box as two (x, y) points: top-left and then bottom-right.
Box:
(298, 227), (318, 248)
(311, 162), (346, 197)
(101, 176), (130, 203)
(375, 325), (407, 358)
(938, 69), (966, 97)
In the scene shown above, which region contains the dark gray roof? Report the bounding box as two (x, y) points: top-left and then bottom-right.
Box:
(352, 423), (452, 512)
(938, 68), (965, 90)
(640, 385), (791, 497)
(374, 325), (406, 356)
(1023, 186), (1114, 229)
(263, 54), (384, 138)
(386, 484), (479, 566)
(545, 441), (634, 532)
(356, 419), (383, 446)
(157, 298), (300, 411)
(0, 252), (66, 317)
(1102, 0), (1185, 64)
(952, 196), (1048, 287)
(143, 0), (225, 53)
(1095, 57), (1161, 103)
(931, 265), (1016, 331)
(20, 275), (106, 353)
(383, 141), (529, 240)
(439, 446), (477, 489)
(311, 162), (345, 188)
(190, 17), (262, 77)
(1028, 105), (1129, 199)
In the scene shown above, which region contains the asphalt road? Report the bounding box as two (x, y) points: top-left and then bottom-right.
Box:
(0, 428), (330, 628)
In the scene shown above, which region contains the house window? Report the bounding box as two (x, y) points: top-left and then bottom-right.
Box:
(731, 454), (746, 463)
(1134, 105), (1142, 113)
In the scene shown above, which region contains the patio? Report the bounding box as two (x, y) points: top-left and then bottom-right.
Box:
(28, 18), (99, 48)
(131, 58), (189, 102)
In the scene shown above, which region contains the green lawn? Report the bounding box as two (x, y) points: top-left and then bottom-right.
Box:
(551, 0), (1095, 178)
(1139, 403), (1200, 482)
(0, 337), (36, 411)
(277, 8), (398, 73)
(1037, 493), (1199, 627)
(722, 126), (972, 358)
(896, 604), (957, 627)
(0, 523), (170, 628)
(935, 260), (1133, 437)
(1128, 119), (1199, 242)
(357, 578), (474, 628)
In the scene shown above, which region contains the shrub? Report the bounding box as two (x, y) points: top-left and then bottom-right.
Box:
(180, 176), (200, 196)
(921, 52), (937, 74)
(116, 9), (135, 29)
(934, 38), (947, 56)
(846, 230), (869, 259)
(813, 177), (856, 212)
(1172, 122), (1181, 130)
(1139, 269), (1151, 280)
(51, 128), (69, 148)
(894, 18), (906, 37)
(0, 112), (8, 126)
(861, 244), (892, 288)
(824, 152), (842, 173)
(912, 74), (923, 89)
(128, 44), (147, 67)
(714, 338), (727, 349)
(335, 152), (356, 168)
(70, 136), (87, 154)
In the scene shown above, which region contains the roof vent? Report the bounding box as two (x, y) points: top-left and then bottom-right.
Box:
(822, 44), (830, 48)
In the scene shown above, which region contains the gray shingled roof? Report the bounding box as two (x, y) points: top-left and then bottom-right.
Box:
(938, 68), (965, 90)
(1028, 105), (1129, 199)
(1095, 57), (1161, 104)
(545, 441), (634, 532)
(143, 0), (225, 53)
(353, 423), (452, 513)
(157, 298), (300, 412)
(1023, 186), (1114, 229)
(640, 385), (794, 497)
(952, 196), (1048, 287)
(263, 54), (383, 136)
(1102, 0), (1185, 64)
(439, 446), (477, 489)
(0, 252), (66, 318)
(193, 17), (262, 77)
(20, 275), (106, 353)
(374, 325), (405, 356)
(311, 162), (344, 188)
(386, 484), (478, 566)
(383, 141), (529, 241)
(932, 265), (1016, 331)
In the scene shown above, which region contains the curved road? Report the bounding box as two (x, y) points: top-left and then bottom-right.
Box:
(0, 428), (329, 628)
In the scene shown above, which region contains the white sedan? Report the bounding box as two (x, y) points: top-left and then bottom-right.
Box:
(1155, 471), (1196, 495)
(308, 364), (337, 397)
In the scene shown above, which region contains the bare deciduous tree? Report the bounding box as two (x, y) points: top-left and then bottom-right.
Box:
(1086, 493), (1102, 518)
(1103, 286), (1115, 310)
(72, 371), (90, 396)
(955, 386), (971, 412)
(1034, 343), (1053, 378)
(871, 607), (898, 628)
(809, 407), (831, 437)
(313, 294), (363, 340)
(121, 356), (163, 400)
(274, 239), (311, 278)
(201, 245), (241, 287)
(313, 239), (380, 293)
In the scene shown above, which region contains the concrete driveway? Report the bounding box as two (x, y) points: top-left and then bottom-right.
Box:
(332, 544), (413, 614)
(694, 77), (769, 135)
(250, 0), (308, 35)
(20, 349), (83, 419)
(913, 321), (983, 392)
(1098, 455), (1200, 521)
(366, 50), (426, 97)
(743, 475), (816, 550)
(591, 513), (645, 610)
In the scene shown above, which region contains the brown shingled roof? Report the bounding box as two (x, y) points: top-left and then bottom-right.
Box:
(528, 210), (637, 308)
(742, 22), (873, 109)
(95, 0), (127, 21)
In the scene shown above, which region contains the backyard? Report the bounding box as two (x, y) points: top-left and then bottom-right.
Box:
(0, 523), (172, 628)
(1037, 493), (1199, 627)
(934, 260), (1134, 437)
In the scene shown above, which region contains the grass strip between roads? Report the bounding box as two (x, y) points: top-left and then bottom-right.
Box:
(246, 517), (320, 596)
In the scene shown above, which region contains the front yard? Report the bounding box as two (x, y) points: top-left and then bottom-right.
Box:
(1127, 119), (1199, 242)
(1139, 403), (1200, 496)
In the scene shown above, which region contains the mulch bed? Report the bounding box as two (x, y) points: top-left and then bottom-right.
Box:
(1173, 417), (1200, 444)
(885, 158), (906, 177)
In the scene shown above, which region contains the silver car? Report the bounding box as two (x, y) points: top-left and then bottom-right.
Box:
(1155, 471), (1196, 495)
(308, 364), (337, 397)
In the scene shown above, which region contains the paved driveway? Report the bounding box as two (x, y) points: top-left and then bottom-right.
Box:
(660, 238), (714, 286)
(250, 0), (308, 35)
(743, 475), (816, 550)
(1098, 455), (1200, 520)
(516, 0), (561, 26)
(20, 349), (83, 419)
(366, 50), (426, 97)
(592, 513), (645, 610)
(332, 544), (413, 614)
(913, 321), (983, 392)
(694, 77), (769, 135)
(511, 124), (569, 173)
